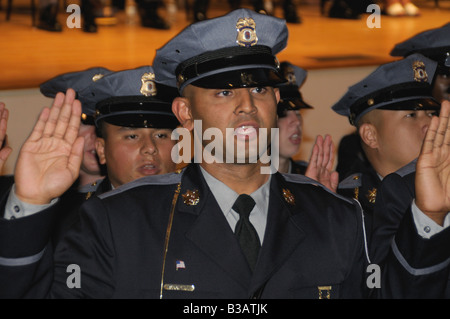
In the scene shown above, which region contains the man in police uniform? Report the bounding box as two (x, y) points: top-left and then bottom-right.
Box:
(332, 54), (441, 238)
(390, 23), (450, 103)
(371, 24), (450, 296)
(1, 9), (450, 299)
(1, 66), (179, 254)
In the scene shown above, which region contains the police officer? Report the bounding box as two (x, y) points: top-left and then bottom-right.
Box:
(6, 66), (179, 250)
(276, 62), (312, 174)
(38, 67), (112, 243)
(1, 9), (450, 299)
(332, 54), (441, 237)
(371, 24), (450, 290)
(77, 65), (180, 189)
(390, 22), (450, 103)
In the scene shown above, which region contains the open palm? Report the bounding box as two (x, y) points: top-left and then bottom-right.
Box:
(415, 100), (450, 226)
(14, 89), (85, 205)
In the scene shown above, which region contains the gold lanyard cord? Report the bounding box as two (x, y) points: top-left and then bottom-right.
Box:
(159, 182), (181, 299)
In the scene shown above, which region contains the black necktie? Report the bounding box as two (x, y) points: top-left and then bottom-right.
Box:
(233, 194), (260, 271)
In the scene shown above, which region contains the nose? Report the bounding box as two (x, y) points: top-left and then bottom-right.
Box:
(233, 89), (257, 115)
(419, 111), (433, 135)
(141, 135), (157, 155)
(286, 110), (301, 126)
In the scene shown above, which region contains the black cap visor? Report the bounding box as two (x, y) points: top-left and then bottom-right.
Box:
(277, 85), (313, 115)
(95, 96), (179, 129)
(190, 68), (285, 90)
(378, 97), (441, 111)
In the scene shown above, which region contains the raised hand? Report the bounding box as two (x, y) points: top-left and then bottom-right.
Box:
(14, 89), (85, 205)
(415, 100), (450, 226)
(0, 102), (12, 173)
(305, 134), (339, 193)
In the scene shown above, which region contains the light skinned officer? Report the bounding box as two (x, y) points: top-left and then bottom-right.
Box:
(372, 24), (450, 295)
(332, 54), (441, 237)
(1, 9), (450, 299)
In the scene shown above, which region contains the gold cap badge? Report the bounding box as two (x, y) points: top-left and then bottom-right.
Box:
(236, 17), (258, 47)
(413, 61), (428, 82)
(284, 65), (297, 84)
(140, 72), (157, 96)
(92, 73), (105, 82)
(182, 189), (200, 206)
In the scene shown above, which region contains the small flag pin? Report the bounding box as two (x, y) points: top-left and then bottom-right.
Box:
(176, 260), (186, 270)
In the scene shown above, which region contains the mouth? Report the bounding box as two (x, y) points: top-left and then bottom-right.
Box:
(85, 149), (97, 157)
(137, 163), (160, 176)
(289, 132), (302, 144)
(233, 122), (259, 141)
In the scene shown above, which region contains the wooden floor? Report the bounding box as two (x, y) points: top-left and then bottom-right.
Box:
(0, 0), (449, 90)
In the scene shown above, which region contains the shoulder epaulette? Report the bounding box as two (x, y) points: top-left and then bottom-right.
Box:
(282, 172), (355, 205)
(393, 158), (417, 177)
(338, 173), (363, 190)
(98, 168), (184, 199)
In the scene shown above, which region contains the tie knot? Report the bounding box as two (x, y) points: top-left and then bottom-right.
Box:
(232, 194), (256, 219)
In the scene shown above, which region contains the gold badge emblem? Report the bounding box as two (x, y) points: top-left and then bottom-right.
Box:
(182, 189), (200, 206)
(318, 286), (332, 299)
(282, 188), (295, 205)
(240, 72), (257, 86)
(140, 72), (157, 96)
(92, 73), (105, 82)
(413, 61), (428, 82)
(366, 188), (377, 204)
(236, 17), (258, 47)
(284, 65), (297, 84)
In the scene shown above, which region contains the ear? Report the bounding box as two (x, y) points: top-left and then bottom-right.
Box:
(172, 97), (194, 131)
(358, 123), (378, 149)
(273, 87), (280, 104)
(95, 137), (107, 165)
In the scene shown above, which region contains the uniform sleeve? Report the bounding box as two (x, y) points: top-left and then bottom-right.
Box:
(0, 195), (116, 298)
(378, 206), (450, 298)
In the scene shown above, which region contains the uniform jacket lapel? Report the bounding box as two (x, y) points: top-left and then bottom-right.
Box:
(176, 164), (252, 290)
(249, 173), (306, 295)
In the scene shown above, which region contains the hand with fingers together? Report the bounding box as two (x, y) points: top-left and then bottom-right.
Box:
(305, 134), (339, 193)
(0, 103), (12, 173)
(415, 100), (450, 226)
(14, 89), (85, 205)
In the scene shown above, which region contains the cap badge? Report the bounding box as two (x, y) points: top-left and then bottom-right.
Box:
(240, 72), (257, 86)
(182, 189), (200, 206)
(92, 73), (105, 82)
(284, 66), (297, 84)
(140, 72), (157, 96)
(236, 17), (258, 47)
(412, 61), (428, 82)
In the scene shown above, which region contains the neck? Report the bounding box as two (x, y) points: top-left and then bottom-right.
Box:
(200, 162), (270, 195)
(278, 156), (290, 174)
